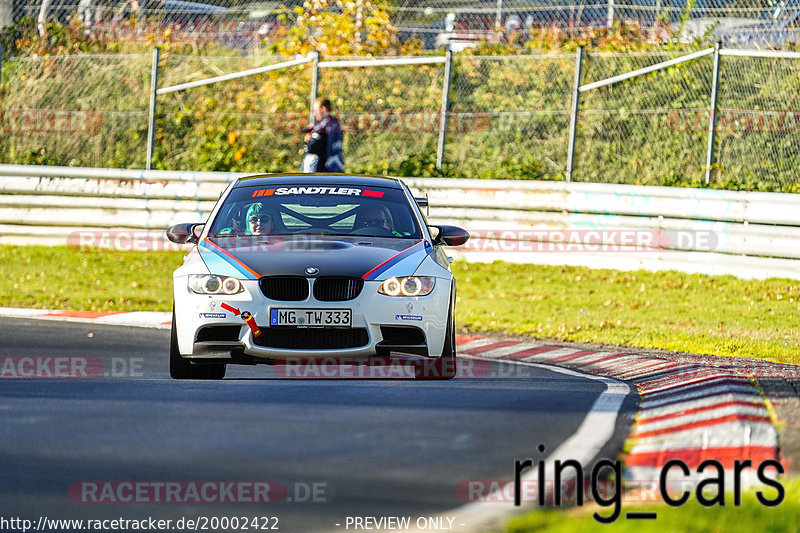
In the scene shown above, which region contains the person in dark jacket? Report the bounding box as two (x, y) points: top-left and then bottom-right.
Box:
(303, 97), (345, 173)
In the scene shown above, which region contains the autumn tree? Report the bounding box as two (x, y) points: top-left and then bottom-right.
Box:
(270, 0), (418, 56)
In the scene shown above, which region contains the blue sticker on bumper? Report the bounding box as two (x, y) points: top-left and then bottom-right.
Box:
(199, 313), (227, 319)
(395, 314), (423, 321)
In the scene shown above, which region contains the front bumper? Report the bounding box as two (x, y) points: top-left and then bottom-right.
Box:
(173, 277), (451, 361)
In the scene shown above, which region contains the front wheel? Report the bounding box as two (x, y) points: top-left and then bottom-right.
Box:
(437, 303), (458, 379)
(170, 309), (226, 380)
(417, 287), (457, 380)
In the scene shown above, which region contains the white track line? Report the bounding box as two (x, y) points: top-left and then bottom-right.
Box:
(393, 356), (631, 533)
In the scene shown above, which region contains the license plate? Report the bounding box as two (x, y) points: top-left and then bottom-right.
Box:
(270, 308), (352, 327)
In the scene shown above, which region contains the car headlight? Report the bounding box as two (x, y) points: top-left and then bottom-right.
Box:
(188, 275), (243, 295)
(378, 276), (435, 297)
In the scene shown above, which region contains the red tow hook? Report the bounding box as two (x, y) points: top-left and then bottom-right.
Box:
(240, 311), (261, 338)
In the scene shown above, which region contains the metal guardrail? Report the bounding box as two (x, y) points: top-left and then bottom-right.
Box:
(1, 165), (799, 280)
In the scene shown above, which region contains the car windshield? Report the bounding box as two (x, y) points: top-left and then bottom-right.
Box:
(208, 184), (423, 239)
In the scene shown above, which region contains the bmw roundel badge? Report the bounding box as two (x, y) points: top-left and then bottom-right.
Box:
(305, 267), (319, 276)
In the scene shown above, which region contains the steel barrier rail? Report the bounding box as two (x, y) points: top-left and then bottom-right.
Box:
(13, 168), (800, 222)
(0, 164), (250, 184)
(1, 164), (799, 280)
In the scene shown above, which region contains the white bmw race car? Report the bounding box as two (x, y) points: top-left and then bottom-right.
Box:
(166, 174), (469, 380)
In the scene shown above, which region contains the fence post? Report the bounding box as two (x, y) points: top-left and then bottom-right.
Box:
(705, 42), (721, 186)
(309, 51), (319, 124)
(566, 46), (584, 183)
(436, 47), (454, 170)
(145, 47), (161, 171)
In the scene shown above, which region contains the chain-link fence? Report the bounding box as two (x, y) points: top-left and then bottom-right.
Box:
(0, 53), (150, 167)
(446, 54), (574, 180)
(317, 58), (446, 175)
(2, 46), (800, 189)
(575, 51), (714, 185)
(151, 54), (446, 173)
(156, 53), (311, 171)
(715, 53), (800, 187)
(3, 0), (800, 51)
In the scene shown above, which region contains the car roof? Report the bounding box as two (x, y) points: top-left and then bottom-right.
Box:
(233, 173), (404, 189)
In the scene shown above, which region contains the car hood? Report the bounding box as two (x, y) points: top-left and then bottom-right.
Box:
(197, 235), (432, 281)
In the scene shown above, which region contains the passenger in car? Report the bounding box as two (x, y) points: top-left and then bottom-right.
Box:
(358, 205), (394, 232)
(246, 204), (277, 235)
(356, 205), (405, 237)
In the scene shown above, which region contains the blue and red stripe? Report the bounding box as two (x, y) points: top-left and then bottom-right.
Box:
(199, 237), (260, 280)
(362, 240), (426, 281)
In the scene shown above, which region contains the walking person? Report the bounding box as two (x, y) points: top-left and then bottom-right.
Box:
(302, 97), (345, 173)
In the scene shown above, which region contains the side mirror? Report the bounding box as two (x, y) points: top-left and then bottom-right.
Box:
(166, 223), (203, 244)
(431, 225), (469, 247)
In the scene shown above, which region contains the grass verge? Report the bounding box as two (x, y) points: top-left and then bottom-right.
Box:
(0, 245), (185, 312)
(2, 246), (799, 363)
(453, 261), (800, 364)
(505, 478), (800, 533)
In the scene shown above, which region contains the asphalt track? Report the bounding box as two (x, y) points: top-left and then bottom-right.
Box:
(0, 318), (635, 532)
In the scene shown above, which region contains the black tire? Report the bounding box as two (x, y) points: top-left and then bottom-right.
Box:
(437, 300), (458, 380)
(417, 283), (457, 380)
(170, 309), (226, 380)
